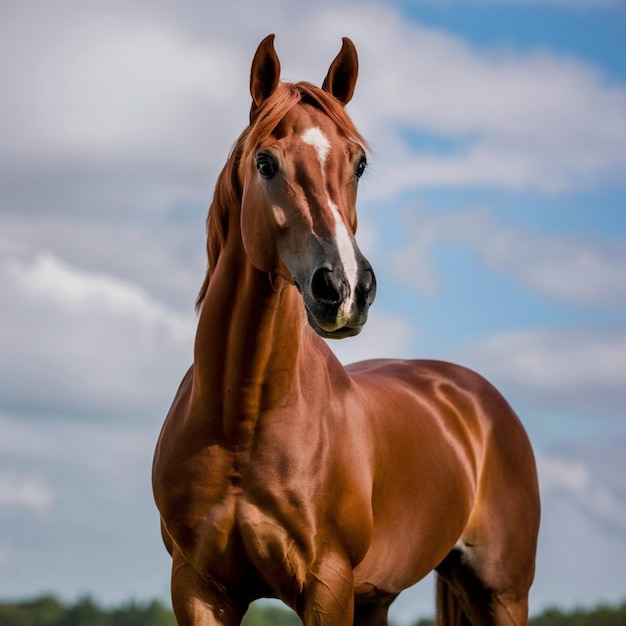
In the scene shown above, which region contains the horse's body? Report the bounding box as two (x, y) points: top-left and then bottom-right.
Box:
(152, 35), (540, 626)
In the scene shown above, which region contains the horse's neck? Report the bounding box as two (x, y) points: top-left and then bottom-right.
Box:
(192, 244), (309, 445)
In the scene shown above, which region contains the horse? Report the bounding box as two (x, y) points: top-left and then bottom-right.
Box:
(152, 34), (540, 626)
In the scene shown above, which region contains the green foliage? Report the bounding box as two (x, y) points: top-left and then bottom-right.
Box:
(242, 603), (301, 626)
(0, 595), (65, 626)
(0, 595), (624, 626)
(528, 601), (626, 626)
(0, 596), (176, 626)
(408, 599), (626, 626)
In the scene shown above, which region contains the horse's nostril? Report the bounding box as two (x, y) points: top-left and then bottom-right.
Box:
(310, 267), (348, 305)
(362, 269), (377, 304)
(362, 269), (373, 294)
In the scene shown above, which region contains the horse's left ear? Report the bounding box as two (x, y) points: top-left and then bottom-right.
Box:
(250, 34), (281, 118)
(322, 37), (358, 106)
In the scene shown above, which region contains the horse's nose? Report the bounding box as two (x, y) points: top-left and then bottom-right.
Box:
(310, 266), (349, 305)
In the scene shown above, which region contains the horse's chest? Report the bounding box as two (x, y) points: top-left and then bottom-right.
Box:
(165, 467), (312, 595)
(235, 497), (311, 593)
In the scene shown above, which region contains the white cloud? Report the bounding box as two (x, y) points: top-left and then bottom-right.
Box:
(0, 248), (195, 419)
(539, 456), (590, 494)
(532, 442), (626, 611)
(0, 4), (250, 221)
(0, 411), (171, 604)
(0, 215), (206, 309)
(472, 218), (626, 307)
(537, 454), (626, 526)
(0, 8), (243, 161)
(1, 0), (625, 218)
(10, 252), (190, 339)
(393, 207), (626, 308)
(340, 10), (626, 194)
(457, 326), (626, 414)
(0, 471), (55, 512)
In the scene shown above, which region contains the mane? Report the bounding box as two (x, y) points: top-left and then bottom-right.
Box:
(195, 81), (368, 311)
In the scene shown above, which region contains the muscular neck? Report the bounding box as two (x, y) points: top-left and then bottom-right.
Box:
(192, 237), (309, 447)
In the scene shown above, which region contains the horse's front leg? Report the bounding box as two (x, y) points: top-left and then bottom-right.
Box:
(170, 549), (246, 626)
(300, 553), (355, 626)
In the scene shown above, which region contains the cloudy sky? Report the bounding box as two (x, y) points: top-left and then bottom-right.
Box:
(1, 0), (625, 622)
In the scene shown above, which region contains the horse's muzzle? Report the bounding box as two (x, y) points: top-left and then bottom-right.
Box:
(300, 257), (376, 339)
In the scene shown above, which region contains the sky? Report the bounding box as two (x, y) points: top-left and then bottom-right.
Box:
(0, 0), (625, 623)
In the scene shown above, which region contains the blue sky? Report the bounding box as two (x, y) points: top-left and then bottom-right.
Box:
(405, 3), (626, 70)
(0, 1), (624, 623)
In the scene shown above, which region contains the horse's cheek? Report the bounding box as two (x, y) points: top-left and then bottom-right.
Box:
(241, 194), (278, 274)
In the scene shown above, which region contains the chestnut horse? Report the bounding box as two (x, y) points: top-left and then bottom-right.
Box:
(152, 35), (540, 626)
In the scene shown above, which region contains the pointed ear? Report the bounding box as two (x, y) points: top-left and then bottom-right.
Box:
(322, 37), (358, 106)
(250, 34), (281, 116)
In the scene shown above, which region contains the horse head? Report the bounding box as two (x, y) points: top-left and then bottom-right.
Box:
(238, 35), (376, 339)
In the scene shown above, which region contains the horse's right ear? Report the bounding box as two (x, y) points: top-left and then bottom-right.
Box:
(250, 34), (281, 119)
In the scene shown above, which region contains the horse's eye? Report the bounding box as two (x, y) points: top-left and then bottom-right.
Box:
(355, 156), (367, 181)
(256, 153), (278, 179)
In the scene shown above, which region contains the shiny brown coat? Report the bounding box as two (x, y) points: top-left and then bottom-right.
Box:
(152, 35), (540, 626)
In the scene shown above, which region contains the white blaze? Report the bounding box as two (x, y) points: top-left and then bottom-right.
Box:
(302, 127), (330, 166)
(301, 126), (359, 322)
(329, 200), (359, 320)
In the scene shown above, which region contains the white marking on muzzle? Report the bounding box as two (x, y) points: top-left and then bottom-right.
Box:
(328, 201), (358, 320)
(302, 127), (330, 166)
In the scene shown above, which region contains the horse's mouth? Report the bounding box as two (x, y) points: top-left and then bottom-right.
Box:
(304, 308), (365, 339)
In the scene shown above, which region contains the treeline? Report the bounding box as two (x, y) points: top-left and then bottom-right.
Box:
(0, 596), (175, 626)
(412, 601), (626, 626)
(0, 596), (300, 626)
(0, 595), (625, 626)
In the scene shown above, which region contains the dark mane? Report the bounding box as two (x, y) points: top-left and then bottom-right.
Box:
(195, 81), (368, 311)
